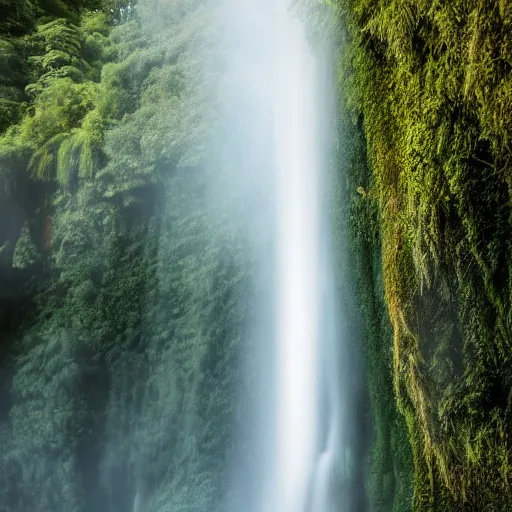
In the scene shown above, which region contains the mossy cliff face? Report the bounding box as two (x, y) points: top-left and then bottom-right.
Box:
(332, 0), (512, 509)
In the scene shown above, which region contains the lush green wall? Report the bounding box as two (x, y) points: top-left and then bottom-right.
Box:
(0, 1), (253, 510)
(330, 0), (512, 509)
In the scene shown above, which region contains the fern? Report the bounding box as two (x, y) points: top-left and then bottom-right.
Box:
(56, 124), (98, 184)
(28, 108), (103, 185)
(29, 132), (67, 180)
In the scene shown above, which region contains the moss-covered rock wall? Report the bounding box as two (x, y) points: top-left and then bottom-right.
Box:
(331, 0), (512, 509)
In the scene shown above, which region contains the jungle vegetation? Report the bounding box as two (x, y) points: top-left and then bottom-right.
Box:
(0, 0), (511, 511)
(0, 1), (253, 510)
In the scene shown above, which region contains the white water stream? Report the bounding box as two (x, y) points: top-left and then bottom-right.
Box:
(223, 1), (345, 511)
(272, 2), (321, 511)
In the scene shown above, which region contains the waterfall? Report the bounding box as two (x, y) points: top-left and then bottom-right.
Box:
(222, 1), (345, 511)
(272, 2), (321, 511)
(272, 3), (344, 511)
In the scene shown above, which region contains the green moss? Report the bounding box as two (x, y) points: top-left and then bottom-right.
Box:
(331, 0), (512, 508)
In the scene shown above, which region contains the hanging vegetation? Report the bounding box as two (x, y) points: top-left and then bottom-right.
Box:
(329, 0), (512, 509)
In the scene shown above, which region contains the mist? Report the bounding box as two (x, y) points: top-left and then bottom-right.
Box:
(121, 0), (364, 509)
(215, 1), (364, 512)
(0, 0), (367, 511)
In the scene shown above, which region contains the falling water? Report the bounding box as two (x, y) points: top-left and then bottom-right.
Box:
(271, 2), (346, 510)
(222, 0), (346, 511)
(272, 2), (321, 511)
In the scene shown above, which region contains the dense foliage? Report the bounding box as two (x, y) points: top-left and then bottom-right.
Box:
(0, 1), (253, 511)
(328, 0), (512, 509)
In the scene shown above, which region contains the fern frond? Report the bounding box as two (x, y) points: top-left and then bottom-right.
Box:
(29, 132), (68, 180)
